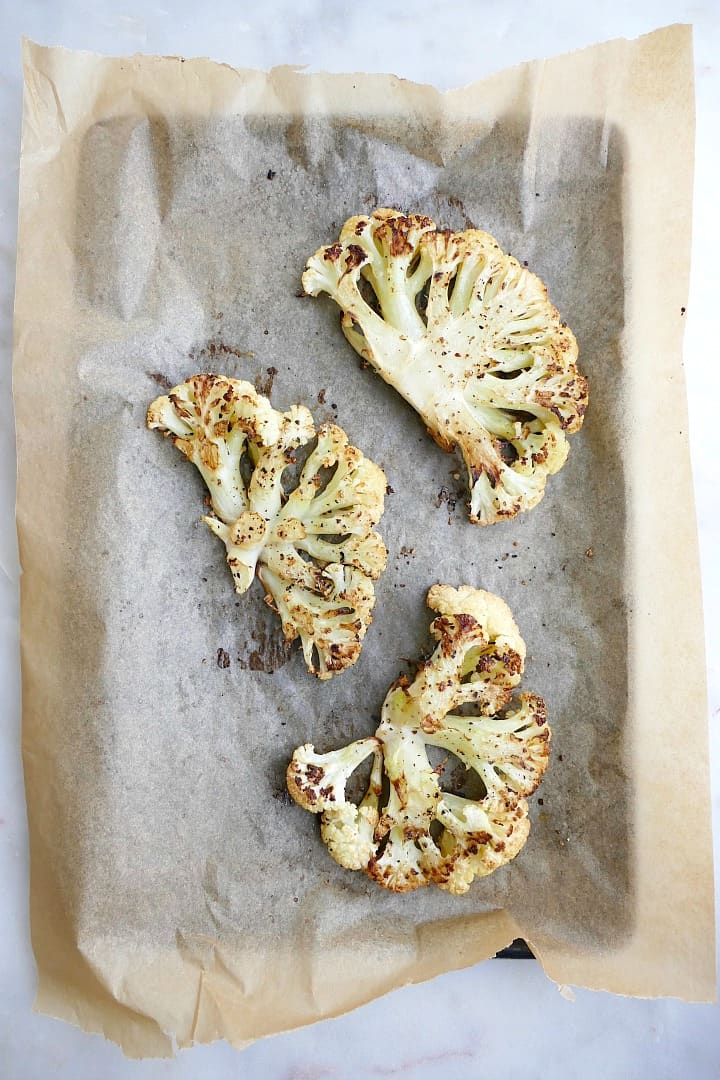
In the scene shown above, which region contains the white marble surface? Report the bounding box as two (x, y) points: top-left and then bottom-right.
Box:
(1, 2), (718, 1077)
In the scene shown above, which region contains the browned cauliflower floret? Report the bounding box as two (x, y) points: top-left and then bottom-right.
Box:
(287, 584), (550, 893)
(148, 373), (387, 678)
(303, 209), (588, 525)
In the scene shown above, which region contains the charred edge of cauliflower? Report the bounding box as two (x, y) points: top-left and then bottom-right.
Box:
(260, 563), (378, 679)
(148, 374), (388, 679)
(287, 585), (550, 893)
(302, 209), (588, 526)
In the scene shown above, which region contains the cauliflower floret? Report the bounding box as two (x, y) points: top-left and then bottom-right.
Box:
(321, 803), (379, 871)
(436, 794), (531, 894)
(303, 209), (588, 525)
(147, 373), (281, 523)
(148, 374), (387, 678)
(260, 562), (377, 679)
(287, 740), (382, 869)
(287, 585), (550, 892)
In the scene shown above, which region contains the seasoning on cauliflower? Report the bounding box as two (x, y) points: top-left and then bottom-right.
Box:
(147, 373), (387, 678)
(287, 584), (550, 893)
(302, 209), (588, 525)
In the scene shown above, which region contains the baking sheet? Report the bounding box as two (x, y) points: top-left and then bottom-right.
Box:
(13, 25), (715, 1058)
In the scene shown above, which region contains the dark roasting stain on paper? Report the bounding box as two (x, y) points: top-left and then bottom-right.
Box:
(237, 606), (292, 674)
(146, 371), (173, 390)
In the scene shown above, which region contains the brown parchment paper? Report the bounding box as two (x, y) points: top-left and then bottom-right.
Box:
(13, 24), (715, 1057)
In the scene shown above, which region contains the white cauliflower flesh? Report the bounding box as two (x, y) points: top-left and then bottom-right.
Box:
(287, 584), (550, 893)
(303, 209), (588, 525)
(148, 373), (387, 678)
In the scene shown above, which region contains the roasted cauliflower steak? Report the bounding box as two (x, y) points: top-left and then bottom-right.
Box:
(148, 373), (387, 678)
(287, 584), (550, 892)
(303, 209), (588, 525)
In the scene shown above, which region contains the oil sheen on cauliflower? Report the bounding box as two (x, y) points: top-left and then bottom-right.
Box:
(287, 585), (550, 893)
(147, 373), (387, 678)
(302, 209), (588, 525)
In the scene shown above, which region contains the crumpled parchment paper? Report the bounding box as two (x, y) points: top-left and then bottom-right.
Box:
(13, 24), (715, 1058)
